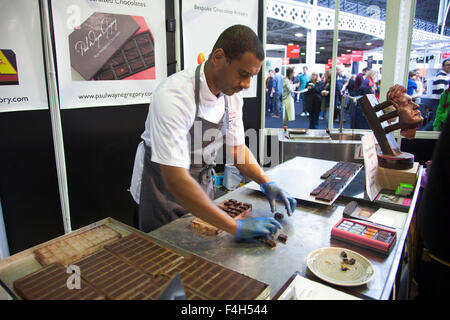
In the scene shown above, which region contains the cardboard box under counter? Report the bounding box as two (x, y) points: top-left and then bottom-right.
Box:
(377, 162), (419, 191)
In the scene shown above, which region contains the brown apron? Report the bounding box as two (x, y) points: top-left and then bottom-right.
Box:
(137, 64), (228, 232)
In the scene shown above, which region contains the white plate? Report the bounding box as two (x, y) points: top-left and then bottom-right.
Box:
(306, 247), (375, 286)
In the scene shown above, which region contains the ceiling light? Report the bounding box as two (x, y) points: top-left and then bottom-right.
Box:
(316, 51), (320, 54)
(294, 33), (303, 37)
(337, 38), (341, 42)
(346, 49), (351, 52)
(366, 42), (372, 46)
(288, 43), (294, 45)
(319, 46), (325, 50)
(300, 52), (305, 55)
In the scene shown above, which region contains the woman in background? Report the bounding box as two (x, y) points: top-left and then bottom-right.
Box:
(358, 69), (378, 97)
(319, 70), (331, 121)
(304, 72), (322, 129)
(282, 67), (296, 127)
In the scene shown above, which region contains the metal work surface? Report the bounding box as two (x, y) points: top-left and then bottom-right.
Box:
(245, 156), (362, 205)
(278, 129), (369, 163)
(149, 188), (411, 300)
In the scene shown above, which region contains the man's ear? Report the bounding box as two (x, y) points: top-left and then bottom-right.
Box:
(211, 48), (227, 66)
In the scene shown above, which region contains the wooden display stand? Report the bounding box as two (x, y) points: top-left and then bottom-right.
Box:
(377, 162), (420, 191)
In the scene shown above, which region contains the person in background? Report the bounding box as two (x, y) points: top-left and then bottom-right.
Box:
(319, 70), (331, 121)
(299, 66), (310, 116)
(265, 69), (274, 116)
(413, 69), (424, 105)
(422, 58), (450, 131)
(341, 74), (356, 97)
(406, 71), (417, 100)
(433, 87), (450, 131)
(304, 71), (322, 129)
(293, 71), (301, 103)
(358, 69), (378, 97)
(334, 66), (348, 123)
(271, 67), (284, 118)
(354, 67), (369, 94)
(282, 67), (296, 127)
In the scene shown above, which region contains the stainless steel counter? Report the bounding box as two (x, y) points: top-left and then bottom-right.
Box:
(279, 129), (370, 163)
(148, 157), (422, 300)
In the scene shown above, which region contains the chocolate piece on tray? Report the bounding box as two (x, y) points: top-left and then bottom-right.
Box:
(274, 212), (284, 223)
(69, 12), (140, 80)
(73, 249), (170, 300)
(162, 255), (269, 300)
(277, 234), (288, 244)
(13, 263), (105, 300)
(34, 225), (121, 267)
(104, 233), (184, 276)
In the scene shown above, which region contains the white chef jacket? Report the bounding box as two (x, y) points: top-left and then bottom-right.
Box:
(130, 63), (246, 203)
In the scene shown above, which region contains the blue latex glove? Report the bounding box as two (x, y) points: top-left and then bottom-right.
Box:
(260, 181), (297, 215)
(236, 217), (282, 239)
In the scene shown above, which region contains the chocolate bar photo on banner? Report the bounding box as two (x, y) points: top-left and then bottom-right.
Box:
(68, 12), (140, 80)
(93, 30), (155, 81)
(0, 49), (19, 86)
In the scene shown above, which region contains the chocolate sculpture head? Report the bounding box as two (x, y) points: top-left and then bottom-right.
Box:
(386, 84), (423, 139)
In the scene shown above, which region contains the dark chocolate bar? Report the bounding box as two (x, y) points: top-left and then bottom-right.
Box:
(13, 263), (105, 300)
(311, 162), (362, 202)
(94, 31), (155, 80)
(104, 233), (183, 276)
(73, 249), (170, 300)
(162, 255), (269, 300)
(69, 12), (140, 80)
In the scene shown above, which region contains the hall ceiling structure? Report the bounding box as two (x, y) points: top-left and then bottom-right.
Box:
(266, 17), (384, 64)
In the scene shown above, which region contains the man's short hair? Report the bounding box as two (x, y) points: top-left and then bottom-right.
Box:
(275, 67), (280, 73)
(442, 58), (450, 67)
(362, 67), (370, 72)
(209, 24), (264, 61)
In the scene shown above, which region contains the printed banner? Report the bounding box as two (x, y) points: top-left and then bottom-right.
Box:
(181, 0), (259, 98)
(51, 0), (166, 109)
(0, 0), (48, 112)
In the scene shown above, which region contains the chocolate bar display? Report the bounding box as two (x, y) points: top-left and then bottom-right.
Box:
(104, 233), (183, 276)
(190, 199), (252, 235)
(34, 225), (122, 267)
(163, 255), (270, 300)
(13, 263), (105, 300)
(93, 31), (154, 80)
(310, 161), (363, 202)
(69, 12), (140, 80)
(74, 249), (170, 300)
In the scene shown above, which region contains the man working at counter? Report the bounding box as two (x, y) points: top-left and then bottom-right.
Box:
(130, 25), (296, 239)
